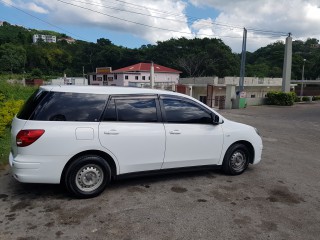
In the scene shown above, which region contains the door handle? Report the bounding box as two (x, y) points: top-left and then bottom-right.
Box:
(169, 130), (181, 135)
(104, 130), (119, 135)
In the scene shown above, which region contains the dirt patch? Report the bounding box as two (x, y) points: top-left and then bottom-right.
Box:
(210, 189), (230, 202)
(267, 186), (305, 204)
(55, 231), (64, 238)
(44, 221), (55, 227)
(127, 186), (147, 193)
(57, 206), (95, 225)
(234, 216), (252, 226)
(257, 220), (278, 231)
(43, 204), (61, 213)
(10, 200), (31, 212)
(171, 186), (187, 193)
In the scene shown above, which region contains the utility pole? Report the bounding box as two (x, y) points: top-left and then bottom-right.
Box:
(150, 61), (155, 89)
(282, 33), (292, 92)
(300, 59), (306, 97)
(234, 28), (247, 109)
(239, 28), (247, 92)
(83, 66), (85, 85)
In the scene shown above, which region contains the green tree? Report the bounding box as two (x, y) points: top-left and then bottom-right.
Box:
(0, 43), (26, 73)
(29, 68), (43, 79)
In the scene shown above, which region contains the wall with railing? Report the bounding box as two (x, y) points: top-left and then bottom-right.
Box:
(179, 76), (282, 86)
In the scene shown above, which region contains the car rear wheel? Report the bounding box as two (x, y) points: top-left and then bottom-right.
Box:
(64, 155), (111, 198)
(222, 143), (250, 175)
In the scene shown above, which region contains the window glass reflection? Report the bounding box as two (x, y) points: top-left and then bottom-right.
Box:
(116, 99), (157, 122)
(32, 92), (107, 122)
(163, 99), (212, 124)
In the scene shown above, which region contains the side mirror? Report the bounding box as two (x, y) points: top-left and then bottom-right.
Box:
(212, 114), (220, 125)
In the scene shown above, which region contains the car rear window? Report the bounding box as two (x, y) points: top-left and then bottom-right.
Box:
(17, 89), (49, 120)
(18, 90), (107, 122)
(30, 92), (107, 122)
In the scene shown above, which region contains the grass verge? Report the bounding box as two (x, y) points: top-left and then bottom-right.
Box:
(0, 128), (11, 167)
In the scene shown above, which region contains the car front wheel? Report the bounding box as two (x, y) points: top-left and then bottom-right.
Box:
(222, 143), (250, 175)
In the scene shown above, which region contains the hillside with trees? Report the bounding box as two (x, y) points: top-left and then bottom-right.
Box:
(0, 21), (319, 80)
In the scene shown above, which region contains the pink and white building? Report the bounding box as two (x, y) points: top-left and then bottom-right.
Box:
(89, 63), (181, 88)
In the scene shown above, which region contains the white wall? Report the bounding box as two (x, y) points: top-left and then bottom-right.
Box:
(51, 78), (88, 85)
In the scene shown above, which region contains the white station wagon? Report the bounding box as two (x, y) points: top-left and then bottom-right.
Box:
(10, 86), (263, 198)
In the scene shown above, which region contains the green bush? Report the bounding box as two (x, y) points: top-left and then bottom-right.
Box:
(29, 68), (43, 79)
(266, 91), (296, 106)
(0, 99), (24, 137)
(302, 96), (309, 101)
(313, 96), (320, 101)
(0, 93), (5, 103)
(0, 81), (36, 100)
(0, 81), (32, 138)
(294, 96), (300, 102)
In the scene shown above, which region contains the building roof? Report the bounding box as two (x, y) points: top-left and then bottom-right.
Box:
(112, 63), (182, 73)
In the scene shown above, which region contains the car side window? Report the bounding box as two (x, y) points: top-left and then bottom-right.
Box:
(162, 98), (212, 124)
(103, 98), (158, 122)
(103, 99), (117, 121)
(32, 92), (107, 122)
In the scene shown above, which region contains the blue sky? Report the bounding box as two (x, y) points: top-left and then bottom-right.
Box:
(1, 0), (320, 52)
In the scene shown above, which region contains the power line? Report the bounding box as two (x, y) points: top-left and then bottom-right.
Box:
(56, 0), (251, 39)
(0, 0), (86, 40)
(71, 0), (244, 32)
(58, 0), (287, 39)
(105, 0), (187, 18)
(102, 0), (288, 36)
(1, 0), (288, 42)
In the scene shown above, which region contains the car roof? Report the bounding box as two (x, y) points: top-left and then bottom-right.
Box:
(41, 85), (184, 97)
(39, 85), (221, 117)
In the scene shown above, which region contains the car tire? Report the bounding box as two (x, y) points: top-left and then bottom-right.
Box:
(64, 155), (111, 198)
(222, 143), (250, 175)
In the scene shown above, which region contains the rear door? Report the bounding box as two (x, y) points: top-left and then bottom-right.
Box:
(99, 95), (166, 174)
(160, 95), (224, 169)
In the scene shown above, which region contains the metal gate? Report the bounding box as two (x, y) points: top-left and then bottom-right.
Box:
(206, 85), (214, 107)
(176, 85), (187, 94)
(214, 96), (226, 109)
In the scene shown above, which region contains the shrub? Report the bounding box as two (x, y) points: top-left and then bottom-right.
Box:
(0, 81), (36, 100)
(313, 96), (320, 101)
(0, 93), (4, 103)
(302, 96), (309, 101)
(266, 91), (296, 106)
(0, 99), (24, 137)
(294, 96), (300, 102)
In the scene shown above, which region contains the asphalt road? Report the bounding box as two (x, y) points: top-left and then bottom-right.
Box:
(1, 102), (320, 240)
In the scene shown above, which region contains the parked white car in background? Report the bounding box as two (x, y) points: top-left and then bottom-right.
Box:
(10, 86), (263, 198)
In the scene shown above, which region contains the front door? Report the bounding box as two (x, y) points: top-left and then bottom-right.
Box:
(160, 96), (224, 169)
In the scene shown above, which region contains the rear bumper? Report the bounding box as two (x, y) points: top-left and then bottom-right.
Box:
(9, 152), (68, 184)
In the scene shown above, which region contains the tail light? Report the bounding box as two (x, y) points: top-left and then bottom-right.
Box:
(16, 130), (45, 147)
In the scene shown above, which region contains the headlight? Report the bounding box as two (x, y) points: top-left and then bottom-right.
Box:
(254, 127), (260, 136)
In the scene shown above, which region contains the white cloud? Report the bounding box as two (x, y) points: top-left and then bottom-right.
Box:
(25, 2), (48, 14)
(189, 0), (320, 52)
(4, 0), (48, 13)
(191, 18), (215, 37)
(33, 0), (192, 43)
(5, 0), (320, 52)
